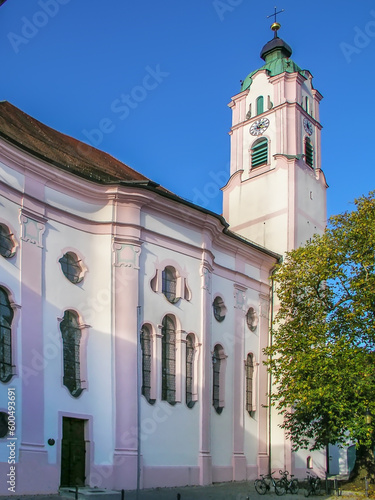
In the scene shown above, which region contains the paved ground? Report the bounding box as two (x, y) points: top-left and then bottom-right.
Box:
(0, 481), (345, 500)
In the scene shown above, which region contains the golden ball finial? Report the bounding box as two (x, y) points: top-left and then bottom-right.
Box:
(271, 22), (281, 32)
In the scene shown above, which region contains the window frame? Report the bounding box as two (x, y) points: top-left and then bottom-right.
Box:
(212, 344), (227, 414)
(60, 310), (87, 397)
(59, 251), (85, 284)
(213, 296), (226, 323)
(185, 333), (197, 408)
(245, 353), (255, 413)
(151, 262), (191, 303)
(0, 411), (9, 438)
(251, 137), (268, 169)
(246, 307), (258, 332)
(0, 287), (14, 383)
(305, 137), (314, 168)
(161, 315), (176, 405)
(141, 324), (155, 405)
(256, 96), (264, 115)
(0, 224), (17, 259)
(162, 266), (178, 304)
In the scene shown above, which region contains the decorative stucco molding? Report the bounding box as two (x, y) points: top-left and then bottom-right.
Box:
(19, 213), (46, 248)
(201, 265), (212, 293)
(233, 284), (247, 310)
(113, 241), (141, 269)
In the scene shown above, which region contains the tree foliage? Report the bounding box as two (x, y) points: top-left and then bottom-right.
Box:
(265, 192), (375, 454)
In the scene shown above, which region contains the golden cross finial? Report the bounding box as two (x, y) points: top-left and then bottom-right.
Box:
(267, 6), (285, 36)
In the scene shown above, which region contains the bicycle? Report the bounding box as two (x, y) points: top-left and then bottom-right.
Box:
(278, 469), (299, 494)
(255, 471), (286, 495)
(304, 471), (322, 497)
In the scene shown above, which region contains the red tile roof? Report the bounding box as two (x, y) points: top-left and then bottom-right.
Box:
(0, 101), (160, 185)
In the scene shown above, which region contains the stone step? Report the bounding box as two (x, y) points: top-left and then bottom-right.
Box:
(60, 487), (122, 500)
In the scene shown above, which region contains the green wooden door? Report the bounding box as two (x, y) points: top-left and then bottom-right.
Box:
(60, 417), (86, 487)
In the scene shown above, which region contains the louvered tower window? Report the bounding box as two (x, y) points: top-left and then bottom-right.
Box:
(305, 137), (314, 168)
(245, 353), (254, 413)
(60, 310), (83, 397)
(251, 138), (268, 168)
(0, 287), (14, 383)
(161, 315), (176, 404)
(141, 324), (154, 404)
(256, 96), (264, 115)
(186, 334), (195, 408)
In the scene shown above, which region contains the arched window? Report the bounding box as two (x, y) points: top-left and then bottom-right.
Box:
(162, 315), (176, 404)
(59, 252), (84, 284)
(245, 353), (255, 413)
(60, 310), (84, 397)
(213, 296), (226, 322)
(186, 334), (196, 408)
(305, 137), (314, 168)
(162, 266), (178, 303)
(0, 224), (16, 259)
(251, 138), (268, 169)
(305, 96), (309, 114)
(256, 96), (264, 115)
(0, 287), (14, 383)
(212, 344), (226, 414)
(141, 324), (155, 404)
(151, 263), (191, 302)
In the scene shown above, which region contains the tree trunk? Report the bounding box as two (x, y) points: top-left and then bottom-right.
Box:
(351, 444), (375, 483)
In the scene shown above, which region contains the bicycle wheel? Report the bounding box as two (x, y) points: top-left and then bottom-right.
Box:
(275, 480), (286, 496)
(314, 478), (321, 496)
(255, 479), (267, 495)
(290, 479), (299, 494)
(304, 484), (312, 497)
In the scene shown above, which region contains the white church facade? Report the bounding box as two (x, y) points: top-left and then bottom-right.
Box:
(0, 26), (344, 495)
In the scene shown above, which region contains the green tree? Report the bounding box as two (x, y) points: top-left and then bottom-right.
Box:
(266, 192), (375, 477)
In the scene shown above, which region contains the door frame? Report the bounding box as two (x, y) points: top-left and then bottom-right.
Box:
(58, 412), (92, 488)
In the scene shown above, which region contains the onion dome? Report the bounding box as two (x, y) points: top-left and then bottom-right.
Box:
(240, 22), (305, 92)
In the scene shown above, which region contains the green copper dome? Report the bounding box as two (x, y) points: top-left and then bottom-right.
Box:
(241, 35), (305, 92)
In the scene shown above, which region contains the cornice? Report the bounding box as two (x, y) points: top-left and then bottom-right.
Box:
(230, 100), (322, 132)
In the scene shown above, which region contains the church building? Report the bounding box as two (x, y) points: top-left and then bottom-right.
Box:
(0, 23), (337, 496)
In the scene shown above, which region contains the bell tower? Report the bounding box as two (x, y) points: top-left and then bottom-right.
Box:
(222, 20), (328, 255)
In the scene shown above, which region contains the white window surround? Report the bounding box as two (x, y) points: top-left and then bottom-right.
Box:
(246, 305), (259, 332)
(58, 310), (90, 397)
(184, 332), (200, 408)
(140, 323), (156, 405)
(158, 314), (180, 405)
(244, 352), (259, 413)
(212, 343), (228, 413)
(0, 222), (18, 259)
(0, 285), (20, 382)
(58, 248), (88, 284)
(150, 259), (192, 302)
(212, 295), (227, 322)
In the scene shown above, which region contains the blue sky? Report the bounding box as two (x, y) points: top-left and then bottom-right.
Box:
(1, 0), (374, 219)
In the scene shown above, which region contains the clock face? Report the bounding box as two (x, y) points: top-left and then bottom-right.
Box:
(250, 118), (270, 136)
(303, 118), (313, 136)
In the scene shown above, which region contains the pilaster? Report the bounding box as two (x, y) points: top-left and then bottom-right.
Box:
(258, 293), (271, 475)
(198, 257), (213, 485)
(112, 239), (142, 490)
(19, 209), (49, 471)
(232, 285), (247, 481)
